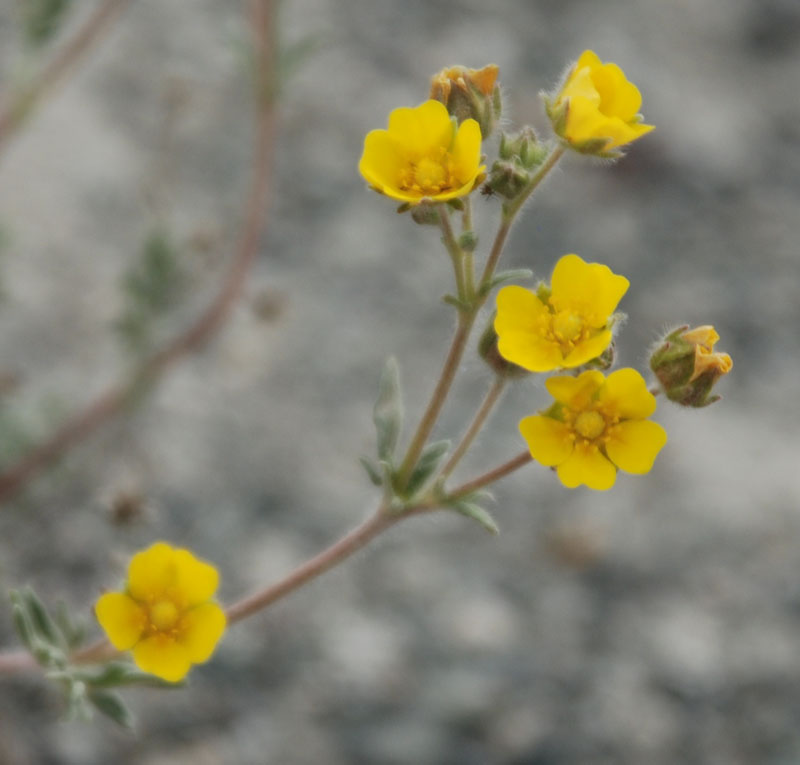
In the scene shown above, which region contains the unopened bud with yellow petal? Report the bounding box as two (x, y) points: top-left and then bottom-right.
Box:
(543, 50), (654, 158)
(430, 64), (501, 138)
(650, 325), (733, 407)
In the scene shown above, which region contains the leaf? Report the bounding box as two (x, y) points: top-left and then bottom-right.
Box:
(88, 689), (135, 729)
(10, 596), (36, 651)
(23, 0), (72, 48)
(442, 294), (470, 312)
(373, 357), (402, 462)
(451, 500), (500, 535)
(78, 661), (184, 690)
(359, 457), (383, 487)
(405, 440), (450, 497)
(22, 587), (64, 649)
(479, 269), (533, 297)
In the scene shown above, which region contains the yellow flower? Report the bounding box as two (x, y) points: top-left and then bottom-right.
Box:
(546, 50), (654, 155)
(95, 542), (226, 683)
(494, 254), (629, 372)
(520, 368), (667, 490)
(359, 100), (485, 204)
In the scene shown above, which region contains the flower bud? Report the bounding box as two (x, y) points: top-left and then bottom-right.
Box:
(430, 64), (501, 138)
(650, 325), (732, 407)
(478, 315), (530, 379)
(485, 128), (548, 200)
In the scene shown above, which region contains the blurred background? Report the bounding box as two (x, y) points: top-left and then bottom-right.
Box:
(0, 0), (799, 762)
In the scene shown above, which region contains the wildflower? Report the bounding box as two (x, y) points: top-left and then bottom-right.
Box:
(494, 254), (629, 372)
(650, 325), (733, 407)
(95, 542), (226, 682)
(520, 368), (667, 490)
(359, 100), (484, 204)
(430, 64), (501, 137)
(544, 50), (654, 156)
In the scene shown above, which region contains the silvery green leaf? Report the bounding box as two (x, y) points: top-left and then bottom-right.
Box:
(359, 456), (383, 486)
(479, 269), (533, 296)
(22, 587), (63, 648)
(10, 596), (36, 651)
(451, 500), (500, 535)
(89, 689), (134, 729)
(373, 357), (402, 461)
(405, 440), (450, 498)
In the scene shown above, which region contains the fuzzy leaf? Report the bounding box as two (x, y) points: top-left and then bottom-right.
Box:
(451, 500), (500, 535)
(373, 357), (402, 461)
(359, 456), (383, 487)
(479, 269), (533, 297)
(88, 689), (134, 729)
(22, 587), (64, 649)
(405, 440), (450, 497)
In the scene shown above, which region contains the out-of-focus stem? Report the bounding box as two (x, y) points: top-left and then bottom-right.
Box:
(0, 0), (135, 158)
(0, 0), (278, 506)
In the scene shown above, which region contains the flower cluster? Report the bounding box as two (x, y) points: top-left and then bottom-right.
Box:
(96, 542), (225, 682)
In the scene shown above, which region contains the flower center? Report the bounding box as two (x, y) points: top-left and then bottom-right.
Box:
(414, 157), (447, 190)
(150, 600), (179, 631)
(552, 310), (584, 343)
(398, 149), (457, 196)
(573, 410), (606, 440)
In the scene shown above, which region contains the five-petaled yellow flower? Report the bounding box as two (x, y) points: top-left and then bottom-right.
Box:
(494, 254), (629, 372)
(547, 50), (654, 155)
(359, 100), (484, 204)
(96, 542), (226, 682)
(520, 368), (667, 490)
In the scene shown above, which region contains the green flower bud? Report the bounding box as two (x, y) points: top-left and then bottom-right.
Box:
(650, 325), (733, 407)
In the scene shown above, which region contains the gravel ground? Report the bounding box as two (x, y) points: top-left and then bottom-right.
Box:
(0, 1), (799, 763)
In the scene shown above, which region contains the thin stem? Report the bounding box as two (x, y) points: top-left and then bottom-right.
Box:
(226, 508), (397, 625)
(395, 146), (564, 490)
(439, 375), (505, 481)
(438, 207), (466, 302)
(447, 449), (532, 501)
(0, 0), (278, 506)
(478, 144), (565, 290)
(395, 314), (474, 488)
(462, 196), (473, 233)
(0, 0), (135, 158)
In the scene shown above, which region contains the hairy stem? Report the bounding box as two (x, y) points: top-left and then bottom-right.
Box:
(226, 507), (397, 625)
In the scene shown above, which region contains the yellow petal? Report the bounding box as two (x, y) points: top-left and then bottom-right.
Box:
(606, 420), (667, 474)
(600, 368), (656, 419)
(550, 254), (629, 323)
(497, 331), (563, 372)
(546, 370), (605, 409)
(133, 635), (192, 683)
(178, 603), (227, 663)
(561, 329), (613, 368)
(95, 593), (146, 650)
(450, 118), (483, 182)
(591, 62), (642, 122)
(359, 129), (404, 193)
(519, 415), (574, 466)
(556, 444), (616, 490)
(495, 286), (548, 334)
(128, 542), (176, 601)
(561, 65), (601, 105)
(174, 549), (219, 606)
(387, 100), (453, 157)
(576, 50), (603, 71)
